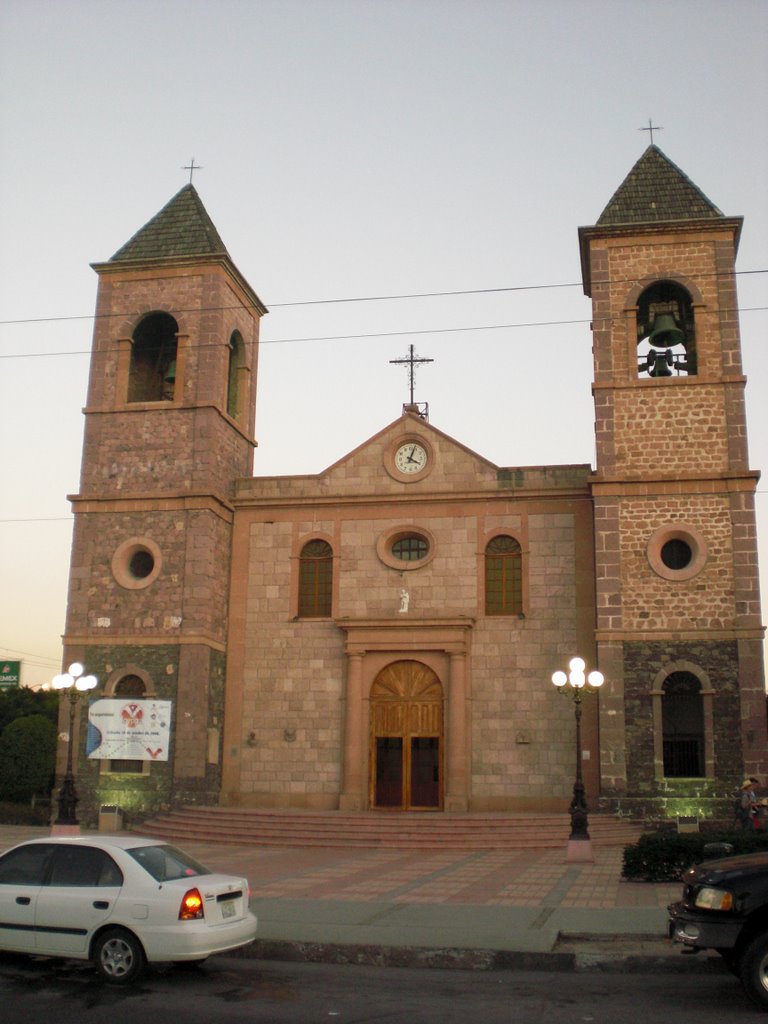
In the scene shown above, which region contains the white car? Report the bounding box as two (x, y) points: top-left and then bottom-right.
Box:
(0, 835), (258, 983)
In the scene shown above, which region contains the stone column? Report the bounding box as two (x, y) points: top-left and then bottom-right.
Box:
(445, 651), (469, 811)
(340, 653), (365, 810)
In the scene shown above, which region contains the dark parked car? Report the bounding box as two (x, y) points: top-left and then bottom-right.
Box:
(669, 849), (768, 1009)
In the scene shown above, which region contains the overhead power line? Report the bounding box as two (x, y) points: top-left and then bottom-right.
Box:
(0, 306), (765, 362)
(0, 268), (765, 328)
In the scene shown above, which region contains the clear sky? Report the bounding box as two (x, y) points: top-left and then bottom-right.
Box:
(1, 0), (767, 689)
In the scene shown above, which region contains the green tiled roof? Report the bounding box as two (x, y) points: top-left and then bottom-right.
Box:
(110, 184), (229, 262)
(597, 145), (723, 226)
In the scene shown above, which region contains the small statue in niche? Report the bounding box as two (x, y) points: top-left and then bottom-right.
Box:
(399, 589), (410, 613)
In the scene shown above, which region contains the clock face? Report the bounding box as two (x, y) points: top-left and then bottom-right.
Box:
(394, 442), (428, 474)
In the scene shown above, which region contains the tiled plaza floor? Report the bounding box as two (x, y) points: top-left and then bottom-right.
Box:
(0, 826), (680, 912)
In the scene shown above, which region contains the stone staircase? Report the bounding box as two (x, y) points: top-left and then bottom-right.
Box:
(131, 806), (645, 851)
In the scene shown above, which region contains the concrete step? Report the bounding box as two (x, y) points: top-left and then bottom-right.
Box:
(132, 807), (644, 850)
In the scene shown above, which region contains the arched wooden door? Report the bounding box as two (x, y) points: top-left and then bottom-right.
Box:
(369, 661), (443, 810)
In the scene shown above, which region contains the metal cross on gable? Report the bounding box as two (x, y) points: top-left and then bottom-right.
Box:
(389, 344), (434, 406)
(183, 157), (203, 184)
(639, 119), (664, 146)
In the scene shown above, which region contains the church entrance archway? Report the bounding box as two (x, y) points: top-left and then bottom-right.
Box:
(369, 660), (444, 810)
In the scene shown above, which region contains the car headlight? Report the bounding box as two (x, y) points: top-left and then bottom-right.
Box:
(694, 887), (734, 911)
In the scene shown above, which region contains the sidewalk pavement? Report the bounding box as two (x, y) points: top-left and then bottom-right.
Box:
(0, 825), (723, 974)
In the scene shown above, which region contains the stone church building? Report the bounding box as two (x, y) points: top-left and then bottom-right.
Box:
(61, 146), (767, 826)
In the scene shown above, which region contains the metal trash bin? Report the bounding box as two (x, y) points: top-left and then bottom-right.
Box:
(677, 815), (699, 833)
(98, 805), (123, 832)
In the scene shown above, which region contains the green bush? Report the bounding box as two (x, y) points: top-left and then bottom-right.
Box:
(0, 800), (51, 826)
(622, 829), (768, 882)
(0, 714), (57, 803)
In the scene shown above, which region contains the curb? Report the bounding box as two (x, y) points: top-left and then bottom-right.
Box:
(238, 938), (728, 975)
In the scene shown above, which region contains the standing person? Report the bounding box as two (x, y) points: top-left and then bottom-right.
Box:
(750, 777), (764, 830)
(739, 779), (759, 830)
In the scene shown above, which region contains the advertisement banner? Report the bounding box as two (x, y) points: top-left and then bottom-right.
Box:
(0, 661), (21, 690)
(86, 699), (172, 761)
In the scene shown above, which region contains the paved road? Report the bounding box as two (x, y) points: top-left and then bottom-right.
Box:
(0, 953), (763, 1024)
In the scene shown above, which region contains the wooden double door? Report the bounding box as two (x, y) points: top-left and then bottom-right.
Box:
(369, 661), (444, 810)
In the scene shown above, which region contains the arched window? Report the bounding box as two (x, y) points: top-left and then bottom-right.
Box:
(109, 674), (147, 775)
(485, 536), (522, 615)
(128, 312), (178, 402)
(636, 281), (696, 379)
(298, 540), (333, 618)
(226, 331), (244, 419)
(662, 671), (704, 777)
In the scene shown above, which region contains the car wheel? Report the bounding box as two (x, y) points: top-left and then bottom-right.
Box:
(739, 933), (768, 1008)
(93, 928), (145, 985)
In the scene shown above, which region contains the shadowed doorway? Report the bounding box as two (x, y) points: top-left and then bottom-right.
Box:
(369, 661), (443, 810)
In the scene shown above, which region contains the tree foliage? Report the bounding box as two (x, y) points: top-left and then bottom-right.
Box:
(0, 686), (59, 734)
(0, 714), (58, 803)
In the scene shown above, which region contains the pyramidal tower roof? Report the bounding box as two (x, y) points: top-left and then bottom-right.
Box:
(596, 145), (723, 226)
(110, 184), (229, 262)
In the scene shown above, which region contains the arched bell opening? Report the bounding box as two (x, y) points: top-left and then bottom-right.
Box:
(128, 312), (179, 402)
(636, 281), (696, 378)
(369, 660), (444, 811)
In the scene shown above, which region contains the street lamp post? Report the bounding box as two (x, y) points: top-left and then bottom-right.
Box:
(552, 657), (604, 862)
(51, 662), (98, 834)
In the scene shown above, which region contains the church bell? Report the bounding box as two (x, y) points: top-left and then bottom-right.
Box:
(646, 348), (674, 377)
(163, 360), (177, 384)
(647, 313), (685, 349)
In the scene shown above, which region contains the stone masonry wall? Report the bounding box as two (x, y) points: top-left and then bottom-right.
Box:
(619, 495), (735, 632)
(65, 508), (232, 645)
(619, 639), (742, 820)
(235, 499), (594, 809)
(69, 643), (225, 827)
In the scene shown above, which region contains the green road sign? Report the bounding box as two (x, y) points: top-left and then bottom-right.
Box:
(0, 661), (21, 690)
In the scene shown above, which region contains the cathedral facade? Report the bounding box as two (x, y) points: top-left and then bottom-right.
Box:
(60, 147), (766, 825)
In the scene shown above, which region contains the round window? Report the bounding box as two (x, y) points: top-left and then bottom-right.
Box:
(129, 549), (155, 579)
(647, 526), (706, 582)
(660, 538), (693, 571)
(112, 538), (163, 590)
(376, 526), (436, 571)
(392, 534), (429, 561)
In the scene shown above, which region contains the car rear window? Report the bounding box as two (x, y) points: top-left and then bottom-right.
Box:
(48, 845), (123, 887)
(128, 844), (211, 882)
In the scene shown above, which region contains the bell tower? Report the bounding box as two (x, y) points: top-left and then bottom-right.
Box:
(579, 146), (766, 820)
(62, 185), (266, 820)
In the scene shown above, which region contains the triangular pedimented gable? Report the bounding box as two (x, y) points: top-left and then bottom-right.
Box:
(322, 411), (499, 481)
(235, 411), (591, 504)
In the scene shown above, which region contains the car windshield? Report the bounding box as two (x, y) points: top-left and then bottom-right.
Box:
(128, 844), (212, 882)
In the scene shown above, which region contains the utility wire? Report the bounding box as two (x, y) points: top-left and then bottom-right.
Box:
(0, 268), (765, 328)
(0, 644), (61, 666)
(0, 306), (766, 362)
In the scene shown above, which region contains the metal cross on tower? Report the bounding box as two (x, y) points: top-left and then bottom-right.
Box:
(183, 158), (203, 184)
(389, 344), (434, 411)
(639, 119), (664, 146)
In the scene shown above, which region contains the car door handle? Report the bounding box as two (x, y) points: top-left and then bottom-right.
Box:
(93, 901), (110, 910)
(16, 897), (31, 906)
